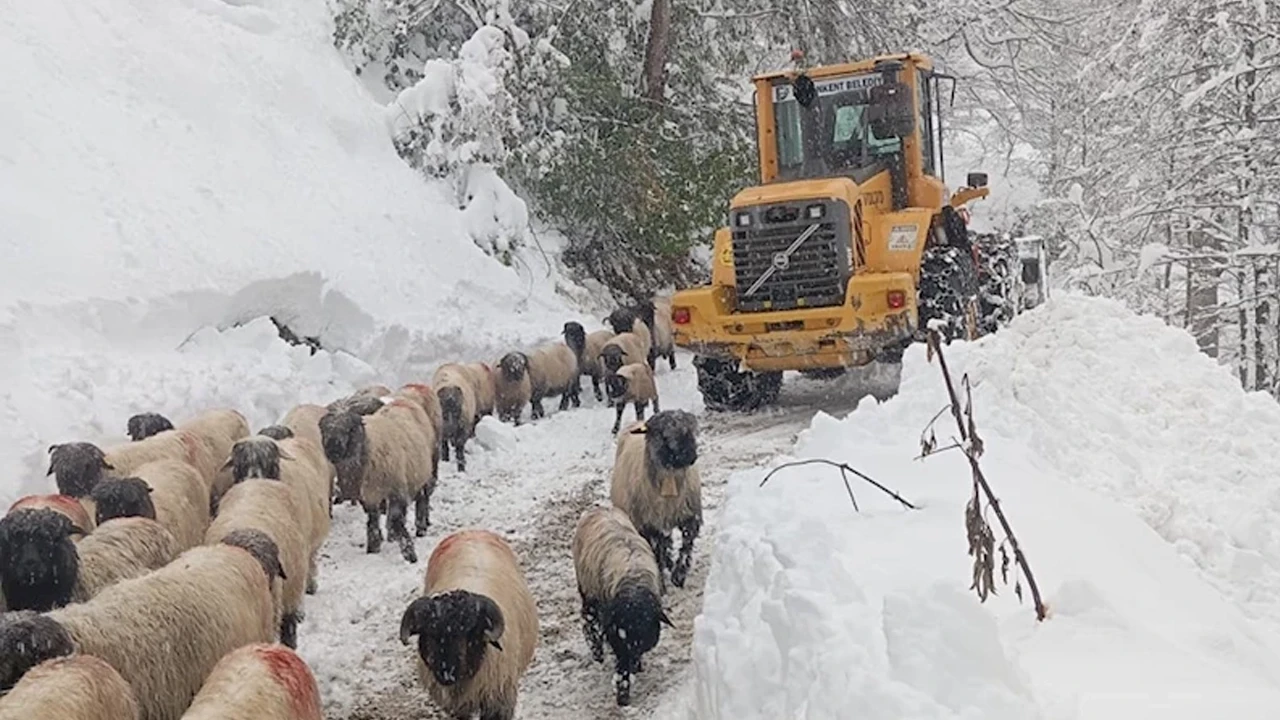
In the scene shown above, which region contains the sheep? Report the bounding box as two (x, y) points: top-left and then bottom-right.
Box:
(606, 306), (654, 369)
(526, 340), (582, 418)
(0, 508), (178, 613)
(605, 362), (660, 435)
(204, 478), (309, 648)
(318, 399), (433, 563)
(126, 412), (174, 442)
(609, 410), (702, 593)
(48, 408), (248, 505)
(224, 435), (331, 595)
(0, 529), (285, 720)
(180, 643), (322, 720)
(562, 322), (615, 402)
(432, 363), (483, 472)
(598, 331), (649, 378)
(634, 296), (677, 371)
(89, 459), (209, 551)
(469, 362), (498, 418)
(257, 423), (335, 518)
(398, 530), (538, 720)
(7, 494), (94, 537)
(493, 352), (532, 425)
(326, 385), (392, 417)
(0, 653), (140, 720)
(571, 506), (675, 706)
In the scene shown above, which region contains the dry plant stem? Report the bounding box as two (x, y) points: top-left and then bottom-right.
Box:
(927, 329), (1048, 622)
(759, 458), (917, 511)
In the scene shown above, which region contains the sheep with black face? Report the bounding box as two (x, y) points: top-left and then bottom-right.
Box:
(562, 321), (615, 403)
(572, 505), (674, 706)
(87, 459), (208, 551)
(399, 530), (538, 720)
(604, 362), (659, 435)
(609, 410), (702, 593)
(632, 296), (677, 371)
(431, 363), (485, 473)
(493, 352), (532, 425)
(126, 412), (175, 442)
(605, 306), (654, 369)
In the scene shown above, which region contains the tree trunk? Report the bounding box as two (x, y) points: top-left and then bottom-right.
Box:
(641, 0), (672, 103)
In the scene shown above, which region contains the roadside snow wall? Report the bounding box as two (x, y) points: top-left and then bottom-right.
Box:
(692, 294), (1280, 720)
(0, 0), (592, 505)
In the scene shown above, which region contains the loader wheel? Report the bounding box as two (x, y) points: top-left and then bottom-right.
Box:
(694, 356), (783, 412)
(918, 244), (980, 343)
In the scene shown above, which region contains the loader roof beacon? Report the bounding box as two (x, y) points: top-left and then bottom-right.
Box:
(669, 52), (1035, 411)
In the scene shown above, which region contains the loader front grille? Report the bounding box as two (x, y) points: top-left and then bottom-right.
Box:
(730, 199), (852, 312)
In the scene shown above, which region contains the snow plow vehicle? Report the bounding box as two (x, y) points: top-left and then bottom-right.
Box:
(668, 52), (1040, 410)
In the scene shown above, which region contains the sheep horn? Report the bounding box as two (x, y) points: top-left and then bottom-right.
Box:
(660, 610), (675, 628)
(399, 598), (429, 646)
(220, 456), (235, 472)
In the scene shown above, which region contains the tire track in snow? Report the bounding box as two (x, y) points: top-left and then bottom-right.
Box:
(311, 357), (897, 719)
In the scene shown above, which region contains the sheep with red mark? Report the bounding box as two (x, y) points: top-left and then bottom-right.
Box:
(572, 505), (675, 705)
(0, 653), (140, 720)
(493, 353), (532, 425)
(225, 434), (331, 595)
(318, 398), (434, 563)
(180, 643), (322, 720)
(609, 410), (702, 593)
(7, 494), (94, 537)
(399, 530), (539, 720)
(0, 529), (285, 720)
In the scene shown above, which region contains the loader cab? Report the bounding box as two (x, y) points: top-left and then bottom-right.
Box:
(752, 55), (950, 211)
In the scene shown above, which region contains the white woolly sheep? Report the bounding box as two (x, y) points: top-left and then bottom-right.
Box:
(7, 494), (95, 537)
(609, 410), (702, 594)
(126, 412), (175, 442)
(598, 331), (649, 379)
(180, 643), (322, 720)
(318, 399), (434, 563)
(204, 478), (309, 648)
(432, 363), (482, 473)
(0, 510), (174, 613)
(0, 529), (285, 720)
(571, 505), (674, 706)
(606, 307), (654, 369)
(634, 296), (677, 371)
(326, 385), (392, 418)
(605, 362), (660, 435)
(224, 435), (331, 595)
(89, 459), (209, 551)
(0, 653), (141, 720)
(526, 340), (582, 418)
(562, 322), (615, 402)
(399, 530), (539, 720)
(492, 353), (533, 425)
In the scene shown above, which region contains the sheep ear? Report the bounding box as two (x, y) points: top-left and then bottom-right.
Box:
(659, 610), (675, 628)
(220, 456), (235, 472)
(476, 595), (505, 651)
(399, 598), (431, 645)
(101, 459), (114, 470)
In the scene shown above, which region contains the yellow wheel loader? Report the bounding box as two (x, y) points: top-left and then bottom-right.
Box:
(668, 52), (1036, 411)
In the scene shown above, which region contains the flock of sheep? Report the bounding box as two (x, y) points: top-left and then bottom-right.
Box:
(0, 295), (705, 719)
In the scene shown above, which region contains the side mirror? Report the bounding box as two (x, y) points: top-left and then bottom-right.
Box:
(967, 172), (988, 188)
(867, 82), (914, 138)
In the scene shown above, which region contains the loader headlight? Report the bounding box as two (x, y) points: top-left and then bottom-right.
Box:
(735, 212), (752, 227)
(806, 203), (825, 220)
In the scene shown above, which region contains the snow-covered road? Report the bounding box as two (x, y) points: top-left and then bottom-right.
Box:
(296, 356), (901, 719)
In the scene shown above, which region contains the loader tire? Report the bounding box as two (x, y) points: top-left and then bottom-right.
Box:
(918, 244), (980, 343)
(694, 356), (783, 412)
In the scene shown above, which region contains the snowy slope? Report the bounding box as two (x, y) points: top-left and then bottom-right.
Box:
(690, 294), (1280, 719)
(0, 0), (594, 505)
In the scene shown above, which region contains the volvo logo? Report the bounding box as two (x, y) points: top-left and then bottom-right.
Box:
(771, 252), (791, 271)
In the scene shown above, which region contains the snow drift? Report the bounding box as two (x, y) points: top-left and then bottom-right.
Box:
(692, 294), (1280, 719)
(0, 0), (592, 506)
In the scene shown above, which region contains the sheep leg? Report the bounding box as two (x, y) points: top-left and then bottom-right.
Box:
(612, 403), (626, 435)
(580, 595), (605, 663)
(387, 495), (417, 563)
(480, 703), (516, 720)
(440, 439), (451, 462)
(414, 486), (431, 537)
(453, 437), (466, 473)
(641, 528), (672, 594)
(634, 400), (648, 423)
(614, 654), (634, 707)
(647, 346), (658, 371)
(281, 612), (300, 649)
(653, 394), (661, 413)
(307, 554), (319, 595)
(530, 397), (545, 420)
(672, 515), (703, 589)
(592, 372), (603, 402)
(363, 501), (384, 554)
(668, 351), (677, 370)
(558, 388), (572, 412)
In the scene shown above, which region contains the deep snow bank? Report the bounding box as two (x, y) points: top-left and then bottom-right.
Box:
(0, 0), (599, 503)
(692, 294), (1280, 719)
